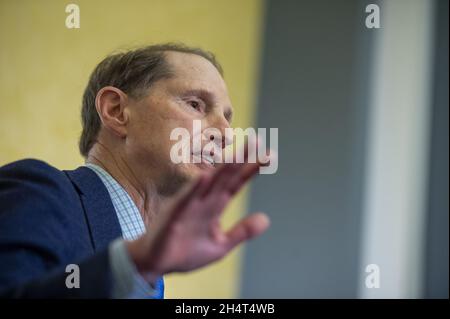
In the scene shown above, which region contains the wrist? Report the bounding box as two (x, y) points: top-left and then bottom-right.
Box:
(125, 238), (162, 285)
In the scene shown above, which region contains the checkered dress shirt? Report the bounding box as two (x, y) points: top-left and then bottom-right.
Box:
(86, 163), (164, 299)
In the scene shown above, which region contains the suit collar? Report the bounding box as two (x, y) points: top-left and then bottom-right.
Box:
(64, 166), (122, 251)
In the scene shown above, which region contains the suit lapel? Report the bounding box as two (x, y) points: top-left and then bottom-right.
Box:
(64, 166), (122, 251)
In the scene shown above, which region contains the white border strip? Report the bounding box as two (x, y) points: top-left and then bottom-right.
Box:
(358, 0), (435, 298)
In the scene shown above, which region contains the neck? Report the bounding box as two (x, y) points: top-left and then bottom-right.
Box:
(86, 142), (163, 228)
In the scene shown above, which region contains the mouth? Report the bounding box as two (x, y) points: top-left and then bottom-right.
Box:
(191, 153), (216, 168)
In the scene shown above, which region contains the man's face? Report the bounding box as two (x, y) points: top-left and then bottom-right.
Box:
(124, 51), (233, 196)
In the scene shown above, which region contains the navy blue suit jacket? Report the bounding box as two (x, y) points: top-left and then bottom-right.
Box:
(0, 159), (126, 298)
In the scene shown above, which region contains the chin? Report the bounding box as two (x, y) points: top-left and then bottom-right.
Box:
(157, 163), (199, 196)
(158, 162), (216, 196)
(178, 163), (206, 180)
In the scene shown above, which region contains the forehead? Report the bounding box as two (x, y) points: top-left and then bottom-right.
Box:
(163, 51), (228, 94)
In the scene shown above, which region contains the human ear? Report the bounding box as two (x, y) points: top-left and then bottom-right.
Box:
(95, 86), (129, 137)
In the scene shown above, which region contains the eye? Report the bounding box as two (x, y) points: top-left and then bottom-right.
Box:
(188, 100), (200, 110)
(186, 99), (206, 113)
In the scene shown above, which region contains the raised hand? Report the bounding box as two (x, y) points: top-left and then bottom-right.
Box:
(127, 139), (273, 279)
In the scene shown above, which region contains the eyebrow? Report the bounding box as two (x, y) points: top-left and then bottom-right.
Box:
(182, 89), (233, 123)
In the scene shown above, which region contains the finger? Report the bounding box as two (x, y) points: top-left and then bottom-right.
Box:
(224, 212), (270, 251)
(222, 135), (266, 194)
(203, 136), (258, 198)
(198, 162), (233, 198)
(214, 132), (258, 172)
(228, 162), (260, 196)
(169, 173), (209, 218)
(201, 191), (232, 220)
(170, 161), (238, 221)
(227, 148), (276, 195)
(198, 164), (255, 221)
(201, 162), (259, 220)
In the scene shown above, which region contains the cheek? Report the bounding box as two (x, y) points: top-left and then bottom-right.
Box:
(128, 97), (201, 158)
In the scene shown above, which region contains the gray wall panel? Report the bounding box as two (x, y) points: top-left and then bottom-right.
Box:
(240, 0), (372, 298)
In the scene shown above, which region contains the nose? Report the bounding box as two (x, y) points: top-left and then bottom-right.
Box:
(204, 115), (232, 149)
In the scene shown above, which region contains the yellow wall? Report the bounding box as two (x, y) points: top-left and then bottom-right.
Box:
(0, 0), (264, 298)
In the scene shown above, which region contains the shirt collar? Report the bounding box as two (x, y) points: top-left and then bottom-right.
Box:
(85, 163), (146, 241)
